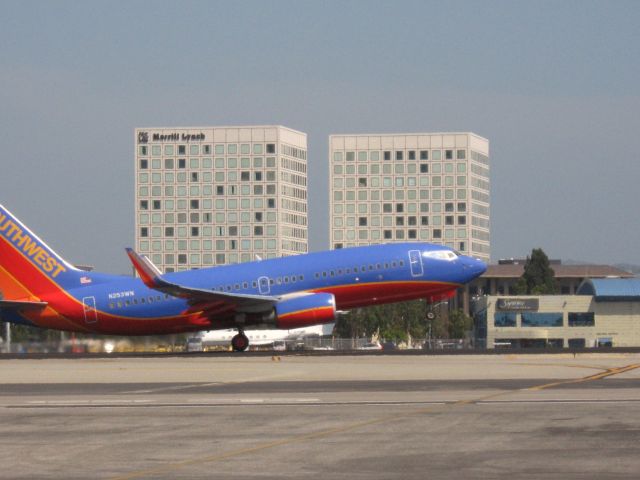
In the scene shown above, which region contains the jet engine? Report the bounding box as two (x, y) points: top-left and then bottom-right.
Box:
(273, 292), (336, 329)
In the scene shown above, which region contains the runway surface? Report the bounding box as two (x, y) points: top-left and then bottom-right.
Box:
(1, 353), (639, 479)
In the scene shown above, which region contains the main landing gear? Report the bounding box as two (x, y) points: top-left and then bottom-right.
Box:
(231, 330), (249, 352)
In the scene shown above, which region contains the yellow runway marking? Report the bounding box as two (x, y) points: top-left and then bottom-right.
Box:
(527, 363), (640, 391)
(110, 363), (640, 480)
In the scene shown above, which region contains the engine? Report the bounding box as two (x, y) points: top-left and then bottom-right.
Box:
(273, 293), (337, 329)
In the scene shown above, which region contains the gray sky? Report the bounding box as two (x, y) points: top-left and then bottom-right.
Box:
(1, 0), (639, 273)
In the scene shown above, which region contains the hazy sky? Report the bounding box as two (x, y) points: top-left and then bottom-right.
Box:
(1, 0), (639, 273)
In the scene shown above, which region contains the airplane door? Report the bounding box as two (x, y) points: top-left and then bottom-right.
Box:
(82, 296), (98, 324)
(408, 250), (424, 277)
(258, 276), (270, 295)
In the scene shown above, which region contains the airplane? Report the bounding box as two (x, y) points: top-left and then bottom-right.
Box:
(0, 203), (486, 351)
(200, 323), (333, 348)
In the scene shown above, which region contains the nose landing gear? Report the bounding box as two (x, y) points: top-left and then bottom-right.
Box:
(231, 330), (249, 352)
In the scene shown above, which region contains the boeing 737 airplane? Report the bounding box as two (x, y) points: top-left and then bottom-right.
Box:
(0, 204), (486, 351)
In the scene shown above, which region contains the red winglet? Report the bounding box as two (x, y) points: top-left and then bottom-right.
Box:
(125, 248), (161, 288)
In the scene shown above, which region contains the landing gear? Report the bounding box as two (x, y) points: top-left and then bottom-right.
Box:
(231, 331), (249, 352)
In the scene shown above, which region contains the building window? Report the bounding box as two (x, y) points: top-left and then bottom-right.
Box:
(433, 229), (442, 239)
(408, 229), (417, 239)
(384, 151), (391, 161)
(266, 143), (276, 154)
(190, 200), (199, 209)
(396, 151), (403, 161)
(420, 164), (428, 173)
(152, 200), (161, 210)
(139, 159), (148, 169)
(178, 159), (186, 169)
(445, 150), (453, 160)
(383, 230), (392, 239)
(358, 178), (367, 187)
(521, 313), (563, 327)
(420, 150), (428, 160)
(457, 149), (466, 160)
(358, 217), (367, 226)
(494, 312), (516, 327)
(568, 312), (595, 327)
(140, 227), (148, 238)
(408, 151), (416, 160)
(445, 216), (454, 225)
(191, 227), (199, 237)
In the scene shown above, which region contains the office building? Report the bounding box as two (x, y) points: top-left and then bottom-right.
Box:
(135, 125), (308, 272)
(475, 278), (640, 349)
(329, 133), (490, 262)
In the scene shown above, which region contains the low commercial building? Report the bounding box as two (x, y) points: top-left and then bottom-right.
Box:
(457, 259), (634, 314)
(474, 278), (640, 349)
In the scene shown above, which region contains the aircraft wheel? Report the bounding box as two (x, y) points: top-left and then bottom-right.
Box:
(231, 332), (249, 352)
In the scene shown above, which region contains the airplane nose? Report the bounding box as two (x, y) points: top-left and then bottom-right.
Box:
(462, 256), (486, 280)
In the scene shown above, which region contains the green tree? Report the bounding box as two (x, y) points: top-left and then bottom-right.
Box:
(447, 309), (473, 338)
(513, 248), (557, 295)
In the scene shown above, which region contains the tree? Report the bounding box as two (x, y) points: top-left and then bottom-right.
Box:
(447, 309), (473, 339)
(513, 248), (557, 295)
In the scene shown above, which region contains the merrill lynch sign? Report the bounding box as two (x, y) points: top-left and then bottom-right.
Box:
(496, 298), (539, 311)
(138, 131), (205, 143)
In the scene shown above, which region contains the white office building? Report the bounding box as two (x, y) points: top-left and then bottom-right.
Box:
(329, 133), (490, 262)
(135, 125), (308, 272)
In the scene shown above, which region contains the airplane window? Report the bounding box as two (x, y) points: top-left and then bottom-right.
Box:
(315, 273), (320, 279)
(392, 262), (397, 268)
(322, 272), (327, 278)
(156, 296), (161, 301)
(369, 265), (374, 271)
(353, 267), (358, 273)
(227, 286), (232, 291)
(384, 263), (389, 269)
(109, 303), (114, 309)
(399, 261), (405, 266)
(252, 281), (257, 288)
(299, 275), (304, 281)
(284, 277), (289, 284)
(337, 269), (343, 275)
(346, 268), (351, 274)
(270, 279), (275, 285)
(125, 300), (130, 307)
(361, 265), (366, 272)
(218, 287), (224, 292)
(148, 297), (154, 303)
(117, 301), (122, 308)
(234, 284), (240, 290)
(140, 298), (146, 304)
(243, 282), (248, 289)
(330, 271), (335, 277)
(133, 299), (138, 305)
(424, 250), (457, 261)
(276, 278), (282, 285)
(164, 294), (169, 299)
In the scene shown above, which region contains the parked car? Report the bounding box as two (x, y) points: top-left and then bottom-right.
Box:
(358, 342), (382, 350)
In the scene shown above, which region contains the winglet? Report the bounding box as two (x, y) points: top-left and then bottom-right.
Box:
(126, 248), (163, 288)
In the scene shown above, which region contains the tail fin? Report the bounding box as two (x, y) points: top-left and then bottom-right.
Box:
(0, 204), (82, 298)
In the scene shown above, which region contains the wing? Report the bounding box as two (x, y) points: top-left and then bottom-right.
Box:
(125, 248), (278, 314)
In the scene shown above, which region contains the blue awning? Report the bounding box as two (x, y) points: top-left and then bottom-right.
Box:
(577, 278), (640, 302)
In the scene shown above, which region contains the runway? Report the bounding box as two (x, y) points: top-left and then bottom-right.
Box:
(1, 354), (639, 479)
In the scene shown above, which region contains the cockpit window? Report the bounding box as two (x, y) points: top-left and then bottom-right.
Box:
(424, 250), (458, 261)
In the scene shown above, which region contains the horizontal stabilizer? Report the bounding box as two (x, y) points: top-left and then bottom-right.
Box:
(0, 300), (48, 311)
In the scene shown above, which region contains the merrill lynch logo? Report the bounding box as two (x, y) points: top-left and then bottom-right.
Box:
(496, 298), (539, 311)
(137, 131), (205, 143)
